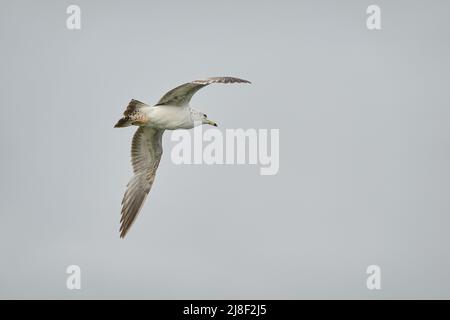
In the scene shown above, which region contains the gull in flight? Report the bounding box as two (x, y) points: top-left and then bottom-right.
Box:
(114, 77), (251, 238)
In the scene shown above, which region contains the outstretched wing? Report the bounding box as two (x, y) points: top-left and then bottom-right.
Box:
(119, 127), (164, 238)
(155, 76), (251, 107)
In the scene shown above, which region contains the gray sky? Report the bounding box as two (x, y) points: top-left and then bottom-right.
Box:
(1, 0), (450, 299)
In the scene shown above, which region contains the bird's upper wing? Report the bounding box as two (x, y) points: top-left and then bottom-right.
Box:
(155, 76), (251, 107)
(119, 127), (164, 238)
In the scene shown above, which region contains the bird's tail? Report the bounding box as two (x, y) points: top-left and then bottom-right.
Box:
(114, 117), (132, 128)
(114, 99), (150, 128)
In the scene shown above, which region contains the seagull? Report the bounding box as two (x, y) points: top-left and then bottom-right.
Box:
(114, 77), (251, 238)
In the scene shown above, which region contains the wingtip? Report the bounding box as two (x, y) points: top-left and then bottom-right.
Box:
(232, 77), (251, 84)
(236, 77), (251, 84)
(119, 219), (132, 238)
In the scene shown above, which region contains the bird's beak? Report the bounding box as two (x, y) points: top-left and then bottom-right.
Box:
(206, 119), (218, 127)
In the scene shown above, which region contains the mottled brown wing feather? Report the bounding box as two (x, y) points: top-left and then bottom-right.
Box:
(155, 76), (251, 107)
(124, 99), (149, 116)
(119, 127), (164, 238)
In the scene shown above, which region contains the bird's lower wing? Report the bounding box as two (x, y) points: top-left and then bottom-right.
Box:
(120, 127), (164, 238)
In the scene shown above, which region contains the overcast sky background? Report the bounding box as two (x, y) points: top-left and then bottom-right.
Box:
(1, 0), (450, 299)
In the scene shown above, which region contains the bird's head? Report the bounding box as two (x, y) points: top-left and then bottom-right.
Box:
(191, 109), (218, 127)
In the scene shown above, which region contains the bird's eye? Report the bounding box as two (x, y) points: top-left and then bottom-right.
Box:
(203, 114), (207, 118)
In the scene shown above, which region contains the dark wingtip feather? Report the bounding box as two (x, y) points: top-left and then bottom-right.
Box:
(114, 117), (130, 128)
